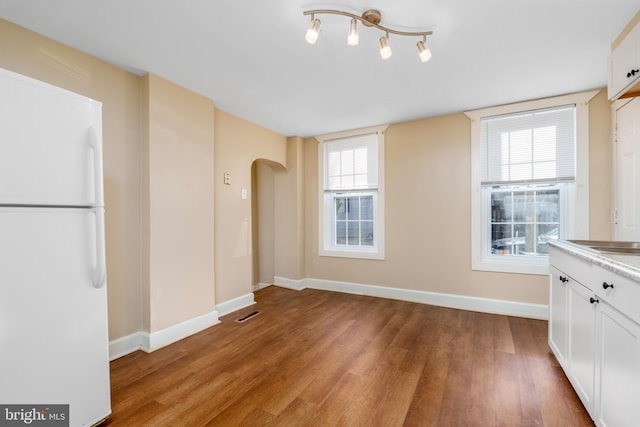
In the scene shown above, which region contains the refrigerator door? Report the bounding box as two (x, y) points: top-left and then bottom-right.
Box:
(0, 68), (104, 207)
(0, 207), (111, 426)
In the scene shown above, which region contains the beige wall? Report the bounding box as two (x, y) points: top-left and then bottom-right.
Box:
(302, 92), (612, 306)
(214, 110), (287, 303)
(274, 137), (306, 280)
(141, 74), (216, 332)
(0, 18), (143, 340)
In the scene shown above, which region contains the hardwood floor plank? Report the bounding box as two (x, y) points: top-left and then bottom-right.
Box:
(298, 340), (365, 405)
(312, 372), (366, 426)
(469, 316), (498, 425)
(403, 310), (458, 425)
(104, 286), (593, 426)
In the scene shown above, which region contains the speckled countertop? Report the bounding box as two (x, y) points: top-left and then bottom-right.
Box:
(549, 240), (640, 283)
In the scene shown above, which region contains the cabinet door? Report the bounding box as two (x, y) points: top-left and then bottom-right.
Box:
(549, 267), (569, 366)
(568, 280), (597, 415)
(596, 303), (640, 427)
(609, 23), (640, 99)
(614, 98), (640, 241)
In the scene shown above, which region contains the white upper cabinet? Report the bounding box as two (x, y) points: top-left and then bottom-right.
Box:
(609, 20), (640, 100)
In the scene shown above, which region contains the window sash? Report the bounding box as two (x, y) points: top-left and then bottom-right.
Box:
(330, 192), (376, 248)
(324, 133), (378, 190)
(485, 185), (561, 259)
(480, 105), (576, 186)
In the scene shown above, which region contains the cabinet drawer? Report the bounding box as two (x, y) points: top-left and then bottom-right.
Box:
(594, 265), (640, 324)
(549, 246), (593, 288)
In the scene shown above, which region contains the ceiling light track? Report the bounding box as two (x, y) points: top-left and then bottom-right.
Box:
(303, 9), (433, 62)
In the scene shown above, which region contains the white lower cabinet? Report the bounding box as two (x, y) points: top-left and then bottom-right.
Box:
(568, 279), (597, 414)
(596, 301), (640, 427)
(549, 264), (596, 416)
(549, 246), (640, 426)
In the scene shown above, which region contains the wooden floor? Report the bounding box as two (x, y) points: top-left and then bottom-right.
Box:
(104, 286), (593, 426)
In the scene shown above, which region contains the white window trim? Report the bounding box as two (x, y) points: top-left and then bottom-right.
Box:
(316, 125), (387, 260)
(465, 90), (598, 275)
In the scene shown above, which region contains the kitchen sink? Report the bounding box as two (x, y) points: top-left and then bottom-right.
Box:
(568, 240), (640, 254)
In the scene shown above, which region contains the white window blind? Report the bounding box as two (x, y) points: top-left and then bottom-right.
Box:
(324, 133), (378, 190)
(480, 105), (576, 186)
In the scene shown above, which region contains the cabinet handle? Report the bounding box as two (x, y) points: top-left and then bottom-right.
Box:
(627, 69), (640, 78)
(590, 297), (599, 304)
(602, 282), (614, 290)
(559, 275), (569, 283)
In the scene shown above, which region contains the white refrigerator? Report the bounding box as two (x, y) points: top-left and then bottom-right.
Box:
(0, 68), (111, 426)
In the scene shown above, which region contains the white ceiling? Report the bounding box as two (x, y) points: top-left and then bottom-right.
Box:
(1, 0), (639, 137)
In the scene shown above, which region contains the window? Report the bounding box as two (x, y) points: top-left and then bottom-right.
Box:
(488, 186), (560, 257)
(466, 91), (597, 275)
(317, 126), (386, 259)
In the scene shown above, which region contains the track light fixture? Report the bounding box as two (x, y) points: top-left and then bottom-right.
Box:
(303, 9), (433, 63)
(417, 36), (432, 63)
(305, 17), (321, 44)
(348, 18), (359, 46)
(379, 33), (392, 60)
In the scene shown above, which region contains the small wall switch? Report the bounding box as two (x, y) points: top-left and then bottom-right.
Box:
(241, 189), (247, 200)
(223, 172), (231, 185)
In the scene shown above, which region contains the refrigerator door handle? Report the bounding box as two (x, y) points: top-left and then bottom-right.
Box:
(88, 126), (104, 206)
(93, 207), (107, 288)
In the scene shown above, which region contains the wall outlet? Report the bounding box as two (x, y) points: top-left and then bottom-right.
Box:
(223, 172), (231, 185)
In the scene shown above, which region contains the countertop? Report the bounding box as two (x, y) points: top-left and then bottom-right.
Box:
(549, 240), (640, 283)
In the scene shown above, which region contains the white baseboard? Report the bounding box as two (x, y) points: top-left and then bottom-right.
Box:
(215, 292), (255, 317)
(252, 282), (272, 292)
(274, 276), (307, 291)
(109, 309), (220, 359)
(109, 331), (146, 361)
(109, 294), (255, 361)
(143, 309), (220, 353)
(279, 276), (548, 320)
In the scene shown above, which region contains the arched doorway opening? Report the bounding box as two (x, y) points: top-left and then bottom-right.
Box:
(251, 159), (285, 291)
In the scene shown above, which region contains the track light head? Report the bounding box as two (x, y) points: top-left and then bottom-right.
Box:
(379, 35), (392, 60)
(417, 39), (432, 63)
(305, 17), (321, 44)
(348, 18), (359, 46)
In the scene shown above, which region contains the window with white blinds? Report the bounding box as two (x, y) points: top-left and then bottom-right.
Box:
(324, 133), (378, 190)
(480, 105), (576, 186)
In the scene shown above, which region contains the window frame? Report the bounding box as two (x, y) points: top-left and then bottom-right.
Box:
(466, 91), (598, 275)
(317, 125), (387, 260)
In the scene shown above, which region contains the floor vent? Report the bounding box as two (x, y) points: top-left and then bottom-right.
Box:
(236, 311), (260, 323)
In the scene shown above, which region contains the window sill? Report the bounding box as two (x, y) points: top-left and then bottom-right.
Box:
(319, 247), (384, 260)
(472, 256), (549, 275)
